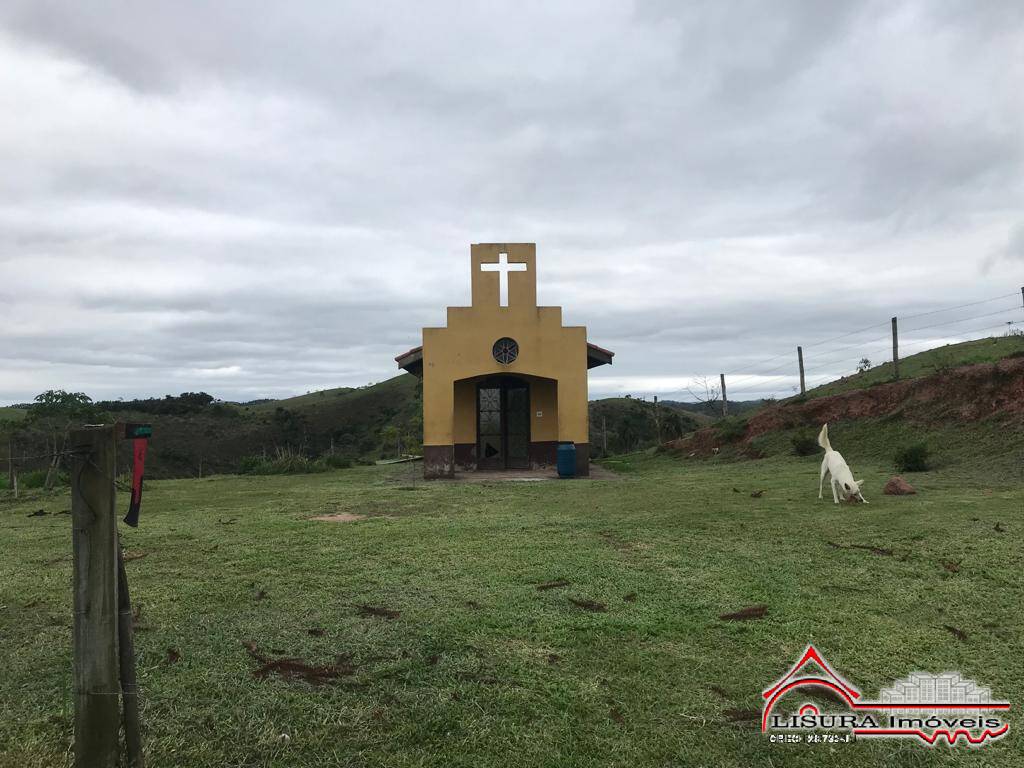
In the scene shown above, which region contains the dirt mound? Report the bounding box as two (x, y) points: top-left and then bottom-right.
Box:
(666, 357), (1024, 453)
(884, 476), (916, 495)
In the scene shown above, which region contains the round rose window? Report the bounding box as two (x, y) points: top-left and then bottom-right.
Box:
(492, 337), (519, 365)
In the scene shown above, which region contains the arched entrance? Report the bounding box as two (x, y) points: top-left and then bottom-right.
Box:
(476, 376), (530, 470)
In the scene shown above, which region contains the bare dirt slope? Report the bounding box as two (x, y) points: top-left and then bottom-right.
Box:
(669, 356), (1024, 455)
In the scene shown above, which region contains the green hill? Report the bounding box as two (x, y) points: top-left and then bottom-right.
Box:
(803, 334), (1024, 400)
(0, 407), (26, 423)
(662, 334), (1024, 476)
(6, 334), (1021, 480)
(589, 398), (702, 457)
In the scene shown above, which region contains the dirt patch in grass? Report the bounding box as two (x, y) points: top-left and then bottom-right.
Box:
(943, 625), (968, 642)
(719, 605), (767, 621)
(569, 598), (606, 612)
(597, 530), (648, 553)
(313, 513), (365, 523)
(242, 640), (357, 685)
(356, 604), (400, 620)
(827, 541), (893, 557)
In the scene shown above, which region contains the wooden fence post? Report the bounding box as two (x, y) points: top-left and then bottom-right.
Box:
(71, 425), (120, 768)
(797, 347), (806, 395)
(719, 374), (728, 417)
(117, 545), (144, 767)
(891, 316), (900, 381)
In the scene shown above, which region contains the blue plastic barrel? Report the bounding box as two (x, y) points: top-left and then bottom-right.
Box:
(557, 441), (576, 478)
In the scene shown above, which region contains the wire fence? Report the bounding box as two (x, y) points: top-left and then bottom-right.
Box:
(711, 289), (1024, 402)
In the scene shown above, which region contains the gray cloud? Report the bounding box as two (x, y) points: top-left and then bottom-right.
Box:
(1, 1), (1022, 404)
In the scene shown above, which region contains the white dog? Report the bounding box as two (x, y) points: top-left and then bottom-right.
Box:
(817, 424), (867, 504)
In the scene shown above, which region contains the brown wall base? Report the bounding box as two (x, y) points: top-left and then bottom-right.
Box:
(454, 443), (476, 471)
(574, 442), (590, 477)
(438, 441), (588, 475)
(423, 445), (455, 479)
(529, 440), (558, 469)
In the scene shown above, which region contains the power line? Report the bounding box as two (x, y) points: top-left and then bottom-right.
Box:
(726, 319), (1020, 398)
(719, 291), (1022, 391)
(722, 321), (888, 383)
(900, 291), (1019, 320)
(902, 305), (1021, 334)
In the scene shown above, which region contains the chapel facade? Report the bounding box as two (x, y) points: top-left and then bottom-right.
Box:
(396, 243), (613, 478)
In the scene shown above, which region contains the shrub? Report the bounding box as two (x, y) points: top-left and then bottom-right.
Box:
(716, 417), (748, 442)
(238, 455), (264, 474)
(19, 470), (49, 489)
(239, 448), (331, 476)
(322, 454), (352, 469)
(894, 443), (930, 472)
(791, 434), (819, 456)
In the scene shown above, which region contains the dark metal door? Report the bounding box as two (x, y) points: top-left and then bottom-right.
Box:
(504, 383), (529, 469)
(478, 385), (503, 469)
(477, 378), (530, 470)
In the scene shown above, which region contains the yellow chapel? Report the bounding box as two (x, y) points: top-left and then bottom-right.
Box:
(396, 243), (613, 478)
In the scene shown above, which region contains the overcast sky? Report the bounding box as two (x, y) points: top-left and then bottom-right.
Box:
(1, 1), (1022, 405)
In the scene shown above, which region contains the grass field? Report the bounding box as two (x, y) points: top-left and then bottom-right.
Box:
(1, 447), (1021, 767)
(0, 407), (26, 422)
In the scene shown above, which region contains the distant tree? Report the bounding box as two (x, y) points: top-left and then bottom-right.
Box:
(272, 407), (305, 447)
(29, 390), (97, 421)
(379, 425), (400, 458)
(856, 358), (872, 373)
(27, 390), (103, 489)
(177, 392), (215, 410)
(686, 375), (723, 416)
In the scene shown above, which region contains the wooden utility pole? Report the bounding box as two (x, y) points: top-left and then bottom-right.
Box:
(797, 347), (806, 396)
(719, 374), (728, 417)
(71, 425), (120, 768)
(891, 316), (900, 380)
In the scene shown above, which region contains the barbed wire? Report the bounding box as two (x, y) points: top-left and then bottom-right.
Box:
(902, 305), (1021, 334)
(712, 290), (1023, 398)
(0, 449), (83, 463)
(728, 319), (1020, 398)
(899, 291), (1019, 320)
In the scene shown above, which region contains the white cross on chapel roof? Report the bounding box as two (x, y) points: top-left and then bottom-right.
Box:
(480, 252), (527, 307)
